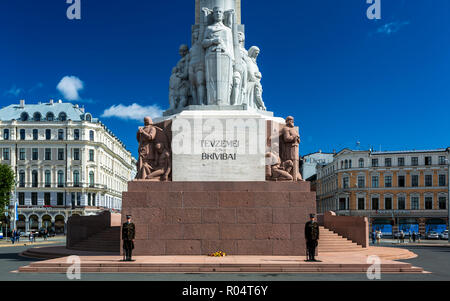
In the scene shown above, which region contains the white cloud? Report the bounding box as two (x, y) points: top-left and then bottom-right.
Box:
(101, 103), (163, 121)
(376, 21), (410, 35)
(4, 85), (23, 97)
(56, 76), (84, 100)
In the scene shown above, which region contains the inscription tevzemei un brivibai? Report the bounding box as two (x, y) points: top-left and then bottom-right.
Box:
(201, 139), (239, 161)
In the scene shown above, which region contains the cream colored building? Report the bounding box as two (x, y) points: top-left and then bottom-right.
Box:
(0, 99), (136, 233)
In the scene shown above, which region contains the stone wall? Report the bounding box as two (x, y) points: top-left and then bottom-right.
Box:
(66, 211), (121, 249)
(320, 211), (369, 248)
(122, 181), (316, 256)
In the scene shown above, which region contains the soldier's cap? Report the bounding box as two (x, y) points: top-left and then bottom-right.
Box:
(309, 214), (316, 218)
(126, 215), (132, 219)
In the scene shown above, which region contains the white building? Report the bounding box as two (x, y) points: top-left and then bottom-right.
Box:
(301, 151), (334, 181)
(0, 99), (136, 234)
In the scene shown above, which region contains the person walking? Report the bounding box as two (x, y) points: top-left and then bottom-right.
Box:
(11, 229), (16, 244)
(304, 214), (320, 262)
(122, 215), (135, 261)
(408, 231), (412, 243)
(412, 232), (416, 243)
(15, 230), (20, 243)
(376, 230), (381, 245)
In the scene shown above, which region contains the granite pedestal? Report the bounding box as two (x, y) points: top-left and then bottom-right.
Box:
(121, 181), (316, 256)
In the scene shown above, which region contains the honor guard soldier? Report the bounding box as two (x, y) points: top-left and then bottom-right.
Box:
(122, 215), (135, 261)
(305, 213), (320, 262)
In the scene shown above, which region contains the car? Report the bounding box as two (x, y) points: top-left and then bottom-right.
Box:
(0, 233), (3, 239)
(439, 230), (448, 240)
(426, 231), (440, 240)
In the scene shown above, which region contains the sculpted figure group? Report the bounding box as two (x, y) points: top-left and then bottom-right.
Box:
(169, 6), (266, 110)
(136, 117), (172, 181)
(266, 116), (304, 182)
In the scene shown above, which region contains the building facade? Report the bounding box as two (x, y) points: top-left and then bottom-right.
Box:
(0, 99), (136, 234)
(316, 148), (450, 236)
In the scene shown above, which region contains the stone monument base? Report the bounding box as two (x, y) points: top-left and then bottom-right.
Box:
(121, 181), (316, 256)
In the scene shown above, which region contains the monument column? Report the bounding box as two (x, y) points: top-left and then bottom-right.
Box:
(196, 0), (241, 24)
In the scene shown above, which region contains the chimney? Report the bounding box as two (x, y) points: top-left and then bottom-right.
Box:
(20, 99), (25, 108)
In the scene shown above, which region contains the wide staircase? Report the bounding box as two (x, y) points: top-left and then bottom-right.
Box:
(318, 226), (364, 253)
(69, 227), (120, 253)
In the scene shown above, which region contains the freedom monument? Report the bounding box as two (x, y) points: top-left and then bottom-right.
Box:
(122, 0), (316, 256)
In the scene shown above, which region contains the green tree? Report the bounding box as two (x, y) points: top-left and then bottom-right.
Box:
(0, 164), (15, 216)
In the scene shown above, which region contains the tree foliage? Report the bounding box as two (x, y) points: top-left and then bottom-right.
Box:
(0, 164), (15, 216)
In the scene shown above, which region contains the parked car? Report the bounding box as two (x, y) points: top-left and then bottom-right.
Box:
(0, 233), (3, 239)
(439, 230), (448, 240)
(19, 231), (30, 237)
(425, 231), (440, 240)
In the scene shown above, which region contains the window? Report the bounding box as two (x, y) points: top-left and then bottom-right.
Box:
(411, 196), (420, 210)
(89, 130), (94, 141)
(58, 149), (64, 161)
(349, 160), (352, 169)
(372, 198), (379, 210)
(398, 157), (405, 167)
(45, 129), (51, 140)
(439, 174), (446, 187)
(358, 158), (364, 168)
(33, 112), (41, 121)
(385, 197), (392, 210)
(425, 175), (433, 187)
(20, 129), (25, 140)
(372, 159), (379, 167)
(385, 158), (392, 167)
(425, 197), (433, 210)
(343, 177), (349, 189)
(339, 198), (347, 210)
(47, 112), (54, 121)
(385, 175), (392, 188)
(45, 171), (51, 187)
(358, 198), (365, 210)
(58, 171), (65, 188)
(92, 193), (96, 206)
(44, 193), (51, 206)
(71, 193), (75, 208)
(73, 171), (80, 187)
(31, 192), (38, 206)
(77, 193), (81, 206)
(74, 129), (80, 140)
(411, 157), (419, 166)
(439, 156), (446, 165)
(357, 176), (365, 188)
(19, 148), (25, 160)
(425, 156), (432, 166)
(58, 129), (64, 140)
(21, 112), (29, 121)
(32, 170), (38, 188)
(57, 193), (64, 206)
(397, 175), (405, 187)
(73, 148), (80, 160)
(3, 129), (9, 140)
(398, 196), (406, 210)
(45, 148), (51, 161)
(89, 149), (94, 161)
(32, 129), (38, 140)
(411, 175), (419, 187)
(19, 171), (25, 187)
(89, 171), (95, 187)
(59, 112), (67, 121)
(18, 192), (25, 206)
(372, 176), (379, 188)
(439, 197), (447, 210)
(2, 148), (10, 160)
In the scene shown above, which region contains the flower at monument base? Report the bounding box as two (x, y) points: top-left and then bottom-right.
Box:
(208, 251), (227, 257)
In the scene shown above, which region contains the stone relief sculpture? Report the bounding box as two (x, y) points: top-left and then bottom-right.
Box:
(280, 116), (304, 181)
(167, 4), (266, 111)
(265, 143), (294, 181)
(136, 117), (172, 181)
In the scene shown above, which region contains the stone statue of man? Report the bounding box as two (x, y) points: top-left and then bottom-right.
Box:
(136, 117), (157, 180)
(280, 116), (303, 181)
(231, 31), (248, 106)
(147, 143), (172, 181)
(202, 6), (234, 105)
(189, 28), (206, 106)
(174, 44), (190, 108)
(246, 46), (266, 111)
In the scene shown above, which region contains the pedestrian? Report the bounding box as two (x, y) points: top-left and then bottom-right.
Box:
(11, 229), (16, 244)
(408, 231), (412, 243)
(15, 230), (20, 243)
(400, 230), (405, 243)
(372, 230), (376, 245)
(376, 230), (381, 244)
(412, 232), (416, 243)
(304, 213), (320, 262)
(122, 215), (135, 261)
(44, 229), (48, 241)
(418, 232), (421, 243)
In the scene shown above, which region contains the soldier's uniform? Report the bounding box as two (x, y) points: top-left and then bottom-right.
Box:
(122, 216), (135, 261)
(304, 214), (320, 261)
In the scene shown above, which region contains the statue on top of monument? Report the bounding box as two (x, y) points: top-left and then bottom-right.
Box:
(280, 116), (304, 181)
(202, 6), (235, 105)
(169, 44), (190, 109)
(246, 46), (266, 111)
(188, 28), (206, 106)
(231, 31), (248, 106)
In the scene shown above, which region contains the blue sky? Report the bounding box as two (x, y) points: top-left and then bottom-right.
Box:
(1, 0), (449, 158)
